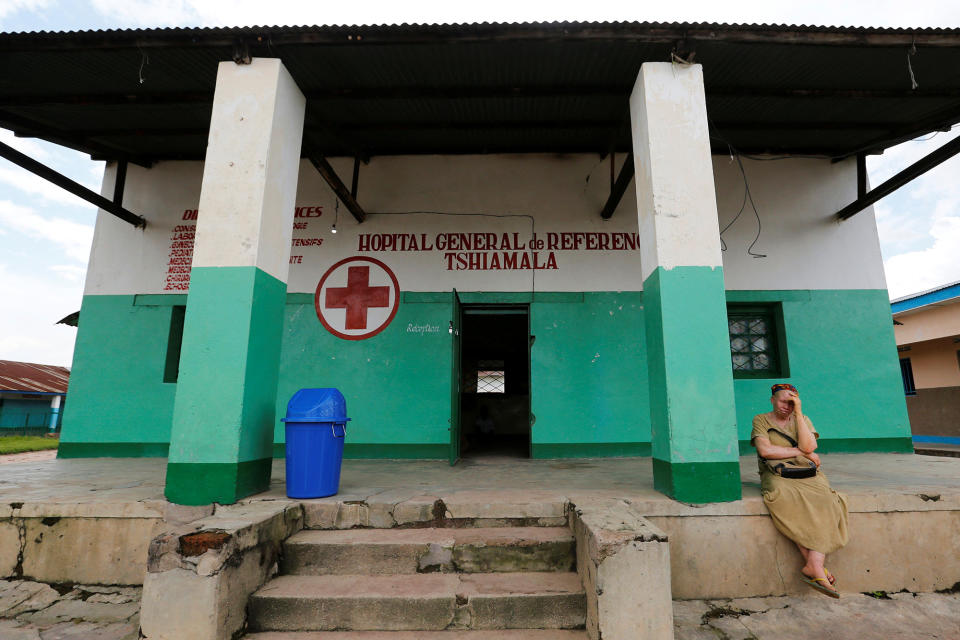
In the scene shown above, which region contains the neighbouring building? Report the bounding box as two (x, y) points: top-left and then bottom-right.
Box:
(0, 360), (68, 432)
(893, 281), (960, 445)
(3, 21), (944, 505)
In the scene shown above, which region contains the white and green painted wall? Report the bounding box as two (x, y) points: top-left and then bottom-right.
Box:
(59, 63), (911, 505)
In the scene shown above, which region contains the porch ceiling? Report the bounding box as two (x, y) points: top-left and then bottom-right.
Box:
(2, 21), (960, 164)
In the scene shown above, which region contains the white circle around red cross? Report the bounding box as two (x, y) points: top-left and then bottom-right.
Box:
(314, 256), (400, 340)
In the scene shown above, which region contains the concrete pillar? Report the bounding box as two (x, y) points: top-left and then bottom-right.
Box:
(630, 62), (741, 503)
(165, 58), (306, 505)
(48, 394), (61, 431)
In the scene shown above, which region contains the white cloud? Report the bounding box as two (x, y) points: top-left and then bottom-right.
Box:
(0, 0), (51, 21)
(0, 128), (50, 161)
(884, 216), (960, 298)
(869, 127), (960, 288)
(0, 131), (105, 210)
(49, 264), (87, 281)
(874, 201), (930, 256)
(0, 167), (100, 208)
(89, 0), (199, 26)
(89, 161), (106, 183)
(869, 128), (960, 196)
(0, 263), (80, 367)
(0, 200), (94, 262)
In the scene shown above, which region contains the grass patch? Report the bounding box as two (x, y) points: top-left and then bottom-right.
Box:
(0, 436), (59, 455)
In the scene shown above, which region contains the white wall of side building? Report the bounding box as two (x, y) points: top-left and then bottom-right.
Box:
(895, 301), (960, 345)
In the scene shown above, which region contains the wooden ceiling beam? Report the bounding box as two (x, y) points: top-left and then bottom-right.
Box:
(4, 86), (960, 108)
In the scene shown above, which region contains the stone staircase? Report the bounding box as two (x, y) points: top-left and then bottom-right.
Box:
(243, 524), (588, 638)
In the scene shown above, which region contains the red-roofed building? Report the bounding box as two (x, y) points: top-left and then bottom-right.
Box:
(0, 361), (69, 431)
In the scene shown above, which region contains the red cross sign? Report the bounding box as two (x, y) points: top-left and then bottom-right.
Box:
(315, 256), (400, 340)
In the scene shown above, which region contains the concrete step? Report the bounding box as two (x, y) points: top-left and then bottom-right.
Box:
(244, 632), (589, 639)
(281, 526), (575, 575)
(248, 573), (586, 632)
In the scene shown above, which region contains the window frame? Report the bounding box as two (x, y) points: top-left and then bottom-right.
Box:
(163, 305), (186, 383)
(900, 357), (917, 396)
(726, 303), (789, 380)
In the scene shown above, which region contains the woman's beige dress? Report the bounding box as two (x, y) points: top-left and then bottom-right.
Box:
(751, 413), (849, 554)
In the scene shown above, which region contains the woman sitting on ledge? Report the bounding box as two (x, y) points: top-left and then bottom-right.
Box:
(751, 383), (849, 598)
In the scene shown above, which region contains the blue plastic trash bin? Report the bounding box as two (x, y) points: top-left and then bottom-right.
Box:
(282, 388), (350, 499)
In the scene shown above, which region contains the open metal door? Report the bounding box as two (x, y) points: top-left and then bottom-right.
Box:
(449, 288), (463, 465)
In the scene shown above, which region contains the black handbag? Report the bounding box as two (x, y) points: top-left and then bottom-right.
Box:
(762, 428), (817, 479)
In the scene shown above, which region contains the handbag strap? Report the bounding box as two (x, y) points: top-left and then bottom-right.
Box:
(763, 427), (816, 474)
(758, 427), (797, 462)
(767, 427), (798, 448)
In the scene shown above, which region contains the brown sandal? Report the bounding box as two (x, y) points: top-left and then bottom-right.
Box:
(801, 575), (840, 598)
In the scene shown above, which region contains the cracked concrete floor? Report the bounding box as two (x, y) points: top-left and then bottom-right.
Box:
(0, 453), (956, 507)
(674, 591), (960, 640)
(0, 580), (140, 640)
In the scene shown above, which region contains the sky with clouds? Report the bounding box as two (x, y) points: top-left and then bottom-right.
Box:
(1, 0), (959, 366)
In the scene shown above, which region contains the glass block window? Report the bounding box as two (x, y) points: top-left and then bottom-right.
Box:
(476, 360), (505, 394)
(727, 310), (781, 378)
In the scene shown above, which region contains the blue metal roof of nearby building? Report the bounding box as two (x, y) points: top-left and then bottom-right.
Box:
(891, 280), (960, 314)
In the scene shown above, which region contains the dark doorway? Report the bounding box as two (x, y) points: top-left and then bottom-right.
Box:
(457, 305), (530, 458)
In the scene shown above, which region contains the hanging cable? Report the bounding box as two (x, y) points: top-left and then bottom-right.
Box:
(137, 47), (149, 84)
(718, 148), (748, 253)
(735, 153), (767, 259)
(709, 117), (767, 259)
(907, 40), (920, 91)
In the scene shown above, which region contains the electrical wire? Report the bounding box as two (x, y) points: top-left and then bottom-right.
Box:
(735, 153), (767, 259)
(137, 47), (149, 84)
(715, 146), (766, 259)
(718, 167), (748, 253)
(907, 41), (920, 91)
(581, 155), (607, 192)
(708, 114), (768, 258)
(711, 117), (958, 258)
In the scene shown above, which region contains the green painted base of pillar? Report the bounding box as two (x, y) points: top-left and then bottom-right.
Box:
(652, 457), (742, 503)
(164, 458), (272, 505)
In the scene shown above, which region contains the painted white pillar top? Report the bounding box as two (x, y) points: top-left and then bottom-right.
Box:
(192, 58), (307, 282)
(630, 62), (723, 282)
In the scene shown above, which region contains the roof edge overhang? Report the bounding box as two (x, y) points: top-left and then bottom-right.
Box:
(4, 20), (960, 165)
(4, 21), (960, 51)
(0, 389), (63, 395)
(892, 282), (960, 316)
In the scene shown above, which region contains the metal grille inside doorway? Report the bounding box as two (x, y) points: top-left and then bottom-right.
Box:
(476, 360), (505, 393)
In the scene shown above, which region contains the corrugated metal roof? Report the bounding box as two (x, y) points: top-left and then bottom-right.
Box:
(6, 21), (960, 37)
(0, 361), (70, 394)
(891, 280), (960, 314)
(2, 21), (960, 161)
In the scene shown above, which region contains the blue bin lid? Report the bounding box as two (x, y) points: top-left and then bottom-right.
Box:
(281, 388), (350, 423)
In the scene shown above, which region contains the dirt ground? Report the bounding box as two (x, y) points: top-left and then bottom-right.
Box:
(0, 450), (57, 465)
